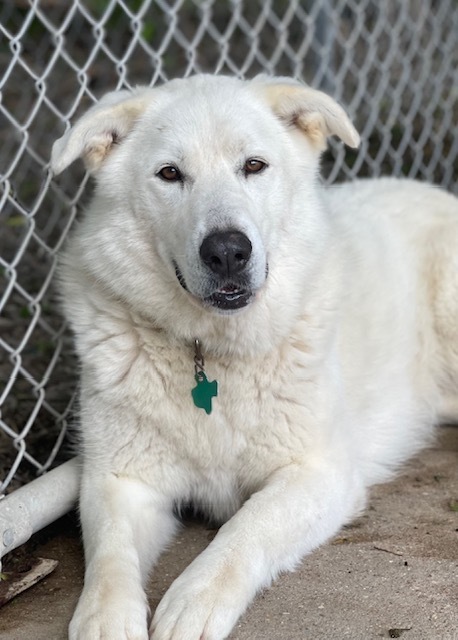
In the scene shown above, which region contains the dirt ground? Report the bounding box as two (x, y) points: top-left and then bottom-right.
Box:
(0, 426), (457, 640)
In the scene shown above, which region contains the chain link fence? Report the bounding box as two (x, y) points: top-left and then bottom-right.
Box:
(0, 0), (457, 547)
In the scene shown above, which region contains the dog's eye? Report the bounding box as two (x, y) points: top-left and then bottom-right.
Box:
(157, 165), (182, 182)
(244, 158), (267, 175)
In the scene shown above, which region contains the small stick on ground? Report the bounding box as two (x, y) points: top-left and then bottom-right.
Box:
(0, 558), (58, 607)
(373, 545), (403, 557)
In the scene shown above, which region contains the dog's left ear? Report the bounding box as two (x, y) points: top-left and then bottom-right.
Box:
(255, 78), (360, 151)
(51, 87), (154, 175)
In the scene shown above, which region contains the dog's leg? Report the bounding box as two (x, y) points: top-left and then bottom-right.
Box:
(151, 459), (364, 640)
(69, 471), (177, 640)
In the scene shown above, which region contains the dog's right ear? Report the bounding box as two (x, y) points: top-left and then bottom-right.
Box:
(51, 88), (153, 175)
(252, 76), (360, 152)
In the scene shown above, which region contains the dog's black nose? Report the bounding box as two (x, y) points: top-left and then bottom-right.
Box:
(200, 230), (252, 278)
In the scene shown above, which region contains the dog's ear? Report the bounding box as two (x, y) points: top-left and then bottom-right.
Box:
(51, 88), (153, 174)
(255, 78), (360, 151)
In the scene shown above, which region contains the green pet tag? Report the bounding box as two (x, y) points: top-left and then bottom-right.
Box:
(192, 339), (218, 415)
(192, 372), (218, 415)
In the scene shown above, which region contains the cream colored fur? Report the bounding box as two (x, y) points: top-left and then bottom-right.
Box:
(51, 74), (458, 640)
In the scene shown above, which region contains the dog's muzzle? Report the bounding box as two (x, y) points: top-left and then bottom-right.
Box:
(175, 230), (256, 312)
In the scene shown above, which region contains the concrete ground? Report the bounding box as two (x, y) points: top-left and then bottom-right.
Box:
(1, 426), (457, 640)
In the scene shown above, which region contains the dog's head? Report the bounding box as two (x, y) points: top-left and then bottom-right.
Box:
(52, 76), (358, 352)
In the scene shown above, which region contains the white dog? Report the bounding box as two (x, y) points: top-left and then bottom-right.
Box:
(51, 75), (458, 640)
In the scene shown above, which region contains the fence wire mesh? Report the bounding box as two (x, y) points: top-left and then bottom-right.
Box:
(0, 0), (457, 497)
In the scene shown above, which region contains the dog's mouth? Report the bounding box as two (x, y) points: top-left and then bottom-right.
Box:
(174, 263), (253, 312)
(206, 284), (253, 311)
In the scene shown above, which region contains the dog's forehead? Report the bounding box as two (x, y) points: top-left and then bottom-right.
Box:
(140, 77), (280, 154)
(158, 75), (257, 115)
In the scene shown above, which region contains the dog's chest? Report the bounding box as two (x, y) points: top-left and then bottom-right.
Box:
(121, 335), (322, 485)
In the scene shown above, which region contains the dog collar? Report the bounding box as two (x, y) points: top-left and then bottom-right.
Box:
(192, 338), (218, 415)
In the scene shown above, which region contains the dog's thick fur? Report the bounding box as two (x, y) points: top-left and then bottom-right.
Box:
(52, 75), (458, 640)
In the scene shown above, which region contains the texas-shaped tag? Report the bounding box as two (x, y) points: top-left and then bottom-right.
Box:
(192, 372), (218, 415)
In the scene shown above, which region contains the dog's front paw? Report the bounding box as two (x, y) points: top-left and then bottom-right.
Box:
(150, 558), (251, 640)
(69, 585), (149, 640)
(151, 582), (239, 640)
